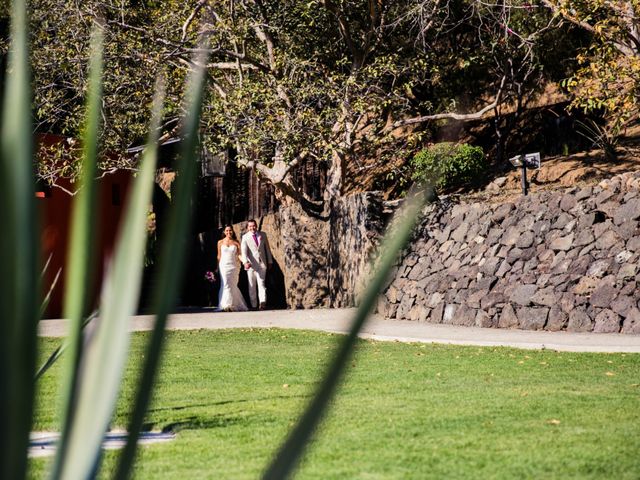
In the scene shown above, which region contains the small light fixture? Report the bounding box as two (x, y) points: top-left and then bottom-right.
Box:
(509, 152), (541, 196)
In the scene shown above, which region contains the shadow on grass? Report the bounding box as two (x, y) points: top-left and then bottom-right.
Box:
(141, 393), (312, 434)
(146, 393), (311, 415)
(160, 415), (249, 433)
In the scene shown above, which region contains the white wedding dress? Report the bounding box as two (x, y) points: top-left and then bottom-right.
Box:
(217, 244), (248, 311)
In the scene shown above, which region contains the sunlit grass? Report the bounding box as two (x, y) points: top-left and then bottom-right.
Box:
(31, 329), (640, 479)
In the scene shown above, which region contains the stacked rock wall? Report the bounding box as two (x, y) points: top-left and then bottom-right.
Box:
(241, 192), (385, 309)
(378, 172), (640, 333)
(328, 192), (386, 307)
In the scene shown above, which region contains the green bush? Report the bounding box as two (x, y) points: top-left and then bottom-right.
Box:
(411, 142), (485, 191)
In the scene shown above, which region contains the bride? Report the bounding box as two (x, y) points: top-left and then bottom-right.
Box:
(216, 225), (248, 312)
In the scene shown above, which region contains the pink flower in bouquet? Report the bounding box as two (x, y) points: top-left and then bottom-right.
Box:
(205, 271), (216, 283)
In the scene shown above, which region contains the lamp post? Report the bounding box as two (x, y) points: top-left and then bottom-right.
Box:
(508, 152), (540, 196)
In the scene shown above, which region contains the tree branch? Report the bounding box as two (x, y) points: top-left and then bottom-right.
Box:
(181, 0), (207, 42)
(390, 75), (506, 128)
(540, 0), (637, 56)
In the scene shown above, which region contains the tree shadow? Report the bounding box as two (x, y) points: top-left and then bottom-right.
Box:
(141, 393), (311, 433)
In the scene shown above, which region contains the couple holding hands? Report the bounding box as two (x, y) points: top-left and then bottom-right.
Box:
(212, 219), (273, 312)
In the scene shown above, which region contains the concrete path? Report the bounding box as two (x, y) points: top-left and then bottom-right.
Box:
(39, 307), (640, 353)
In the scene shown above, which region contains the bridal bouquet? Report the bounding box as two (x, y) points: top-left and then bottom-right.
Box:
(204, 271), (216, 283)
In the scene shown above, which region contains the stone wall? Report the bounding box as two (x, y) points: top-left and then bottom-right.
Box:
(328, 192), (386, 307)
(240, 192), (385, 309)
(378, 172), (640, 334)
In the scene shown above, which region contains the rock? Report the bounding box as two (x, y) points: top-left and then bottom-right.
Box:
(396, 295), (415, 319)
(572, 277), (599, 297)
(516, 231), (535, 249)
(625, 234), (640, 251)
(451, 222), (470, 242)
(409, 305), (429, 322)
(427, 291), (444, 308)
(501, 226), (522, 246)
(481, 292), (506, 310)
(532, 220), (551, 236)
(611, 295), (635, 317)
(498, 304), (519, 329)
(439, 239), (455, 254)
(593, 309), (621, 333)
(575, 186), (593, 200)
(620, 281), (638, 296)
(475, 310), (495, 328)
(550, 233), (574, 251)
(622, 308), (640, 334)
(491, 203), (515, 223)
(567, 307), (593, 332)
(509, 284), (537, 306)
(560, 194), (577, 211)
(481, 257), (501, 276)
(442, 304), (457, 324)
(377, 296), (390, 317)
(506, 247), (524, 264)
(453, 305), (477, 326)
(531, 287), (558, 307)
(615, 220), (639, 240)
(568, 255), (592, 276)
(551, 212), (574, 230)
(517, 307), (549, 330)
(574, 229), (595, 247)
(589, 283), (617, 308)
(431, 302), (444, 324)
(587, 259), (611, 278)
(547, 307), (568, 331)
(595, 230), (621, 250)
(615, 250), (633, 264)
(492, 176), (508, 188)
(466, 289), (489, 308)
(613, 199), (640, 225)
(538, 249), (555, 263)
(617, 264), (637, 280)
(495, 260), (511, 278)
(386, 285), (399, 303)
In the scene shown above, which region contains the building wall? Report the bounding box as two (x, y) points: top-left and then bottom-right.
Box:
(38, 171), (132, 318)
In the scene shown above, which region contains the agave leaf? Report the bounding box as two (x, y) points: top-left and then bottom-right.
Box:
(39, 267), (62, 319)
(55, 75), (161, 479)
(51, 25), (103, 480)
(41, 252), (53, 279)
(263, 187), (431, 480)
(115, 54), (209, 480)
(35, 311), (97, 382)
(0, 1), (38, 478)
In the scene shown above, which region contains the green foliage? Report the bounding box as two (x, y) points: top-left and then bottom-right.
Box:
(22, 0), (590, 206)
(551, 0), (640, 142)
(411, 142), (485, 191)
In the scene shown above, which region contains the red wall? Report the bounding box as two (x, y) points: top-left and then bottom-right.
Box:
(37, 160), (132, 318)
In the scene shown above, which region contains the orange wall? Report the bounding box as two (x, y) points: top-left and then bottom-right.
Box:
(37, 170), (132, 318)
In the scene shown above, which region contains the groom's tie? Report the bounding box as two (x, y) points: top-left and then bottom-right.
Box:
(253, 233), (259, 246)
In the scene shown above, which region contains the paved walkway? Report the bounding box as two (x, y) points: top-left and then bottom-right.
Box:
(39, 307), (640, 353)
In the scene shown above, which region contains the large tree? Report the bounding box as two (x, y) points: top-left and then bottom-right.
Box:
(542, 0), (640, 153)
(25, 0), (583, 210)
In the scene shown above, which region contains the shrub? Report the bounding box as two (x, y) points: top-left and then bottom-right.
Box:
(410, 142), (485, 191)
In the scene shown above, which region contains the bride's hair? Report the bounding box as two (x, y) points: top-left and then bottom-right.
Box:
(222, 225), (238, 241)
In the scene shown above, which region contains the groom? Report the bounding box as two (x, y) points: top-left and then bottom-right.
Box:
(241, 219), (273, 310)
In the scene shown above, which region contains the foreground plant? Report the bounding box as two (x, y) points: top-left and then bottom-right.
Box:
(0, 1), (205, 478)
(0, 1), (429, 479)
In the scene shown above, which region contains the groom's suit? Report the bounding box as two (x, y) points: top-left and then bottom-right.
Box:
(241, 230), (273, 308)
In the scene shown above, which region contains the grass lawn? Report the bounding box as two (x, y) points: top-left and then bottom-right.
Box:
(29, 329), (640, 479)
